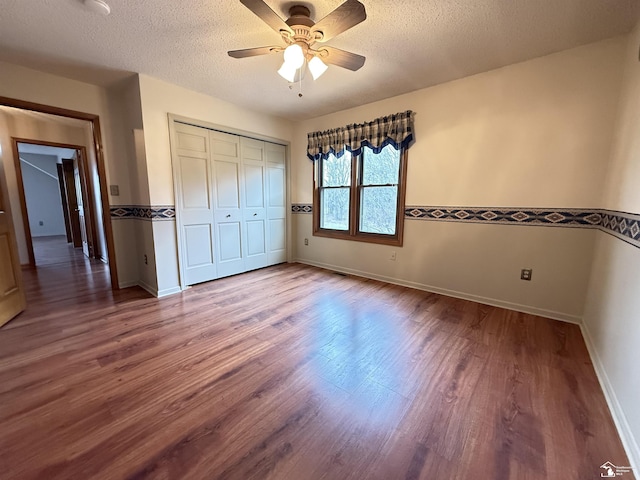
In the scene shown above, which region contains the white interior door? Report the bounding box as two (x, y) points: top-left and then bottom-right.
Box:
(266, 142), (287, 265)
(240, 137), (268, 271)
(211, 131), (245, 278)
(73, 156), (89, 258)
(175, 123), (217, 285)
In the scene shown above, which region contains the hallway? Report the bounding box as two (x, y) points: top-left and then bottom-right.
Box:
(33, 235), (85, 266)
(16, 236), (142, 329)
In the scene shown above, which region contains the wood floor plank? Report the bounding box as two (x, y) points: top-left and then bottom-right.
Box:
(0, 236), (633, 479)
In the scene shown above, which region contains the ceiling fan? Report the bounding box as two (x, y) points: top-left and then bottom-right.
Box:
(228, 0), (367, 82)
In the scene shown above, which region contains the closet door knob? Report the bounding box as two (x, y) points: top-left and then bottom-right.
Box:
(226, 214), (231, 218)
(253, 213), (257, 216)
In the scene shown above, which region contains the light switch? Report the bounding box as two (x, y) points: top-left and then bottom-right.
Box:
(110, 184), (120, 196)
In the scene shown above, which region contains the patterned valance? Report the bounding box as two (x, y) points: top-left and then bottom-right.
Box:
(307, 110), (415, 161)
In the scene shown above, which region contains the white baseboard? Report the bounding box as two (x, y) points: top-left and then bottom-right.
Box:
(294, 259), (582, 325)
(138, 280), (158, 297)
(581, 323), (640, 474)
(118, 280), (182, 298)
(157, 286), (183, 298)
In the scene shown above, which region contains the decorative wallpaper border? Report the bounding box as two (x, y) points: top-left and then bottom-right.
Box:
(289, 204), (640, 249)
(110, 205), (176, 222)
(292, 204), (313, 214)
(600, 210), (640, 248)
(405, 207), (601, 227)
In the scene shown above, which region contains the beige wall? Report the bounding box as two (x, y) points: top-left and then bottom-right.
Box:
(136, 74), (294, 295)
(295, 216), (596, 322)
(292, 37), (624, 207)
(291, 36), (626, 321)
(0, 61), (137, 286)
(137, 74), (293, 206)
(601, 30), (640, 213)
(104, 76), (151, 288)
(0, 62), (124, 200)
(104, 78), (138, 207)
(0, 65), (295, 294)
(583, 22), (640, 471)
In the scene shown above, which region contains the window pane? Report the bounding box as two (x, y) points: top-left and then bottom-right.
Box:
(362, 145), (400, 185)
(321, 187), (350, 231)
(359, 186), (398, 234)
(321, 151), (352, 187)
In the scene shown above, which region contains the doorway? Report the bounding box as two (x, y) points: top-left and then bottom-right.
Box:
(0, 96), (118, 289)
(13, 140), (98, 267)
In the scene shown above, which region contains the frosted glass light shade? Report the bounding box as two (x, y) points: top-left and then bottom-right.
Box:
(84, 0), (111, 15)
(277, 61), (297, 82)
(283, 44), (305, 69)
(309, 56), (328, 80)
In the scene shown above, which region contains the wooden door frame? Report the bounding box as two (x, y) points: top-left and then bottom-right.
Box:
(0, 96), (119, 290)
(12, 139), (97, 266)
(55, 163), (73, 243)
(61, 158), (82, 248)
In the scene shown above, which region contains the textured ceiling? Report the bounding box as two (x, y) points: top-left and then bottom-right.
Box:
(1, 0), (638, 120)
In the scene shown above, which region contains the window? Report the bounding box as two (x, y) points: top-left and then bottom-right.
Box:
(313, 144), (407, 246)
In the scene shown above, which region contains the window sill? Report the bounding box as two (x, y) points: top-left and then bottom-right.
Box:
(313, 228), (403, 247)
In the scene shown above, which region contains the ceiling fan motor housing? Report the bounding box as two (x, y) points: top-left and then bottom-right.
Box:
(286, 5), (314, 27)
(283, 5), (320, 54)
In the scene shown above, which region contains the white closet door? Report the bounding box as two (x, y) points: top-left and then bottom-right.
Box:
(266, 143), (287, 265)
(174, 123), (217, 285)
(211, 131), (245, 278)
(240, 137), (268, 271)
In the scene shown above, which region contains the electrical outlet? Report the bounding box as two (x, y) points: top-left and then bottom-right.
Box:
(144, 254), (148, 265)
(390, 251), (396, 261)
(304, 238), (309, 246)
(521, 268), (532, 281)
(110, 184), (120, 196)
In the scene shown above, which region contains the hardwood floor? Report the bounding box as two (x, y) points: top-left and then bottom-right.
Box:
(0, 258), (632, 479)
(32, 235), (79, 266)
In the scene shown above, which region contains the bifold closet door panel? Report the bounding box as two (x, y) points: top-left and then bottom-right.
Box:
(174, 123), (217, 285)
(211, 131), (245, 279)
(240, 137), (268, 271)
(173, 122), (287, 286)
(266, 143), (287, 265)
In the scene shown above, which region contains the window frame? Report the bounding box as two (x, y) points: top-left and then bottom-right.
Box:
(313, 147), (408, 246)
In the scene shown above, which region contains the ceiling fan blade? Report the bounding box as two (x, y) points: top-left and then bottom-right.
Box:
(310, 0), (366, 43)
(239, 0), (293, 35)
(228, 46), (281, 58)
(319, 46), (365, 71)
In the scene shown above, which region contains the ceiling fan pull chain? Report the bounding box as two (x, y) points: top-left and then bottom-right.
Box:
(298, 67), (303, 98)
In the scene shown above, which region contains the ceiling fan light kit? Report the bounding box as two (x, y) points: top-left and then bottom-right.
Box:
(283, 44), (305, 69)
(277, 61), (298, 82)
(83, 0), (111, 16)
(308, 56), (328, 80)
(229, 0), (367, 88)
(277, 43), (328, 82)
